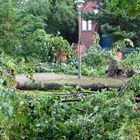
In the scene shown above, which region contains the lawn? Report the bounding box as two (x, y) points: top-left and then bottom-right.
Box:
(16, 72), (129, 87)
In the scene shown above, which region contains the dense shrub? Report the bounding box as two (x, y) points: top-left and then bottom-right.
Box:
(21, 29), (74, 63)
(82, 46), (110, 68)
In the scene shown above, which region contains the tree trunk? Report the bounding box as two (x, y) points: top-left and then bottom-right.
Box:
(16, 82), (123, 91)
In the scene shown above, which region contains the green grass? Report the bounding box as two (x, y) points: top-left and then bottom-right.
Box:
(36, 76), (129, 86)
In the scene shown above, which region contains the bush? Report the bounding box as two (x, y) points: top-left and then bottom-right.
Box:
(21, 29), (74, 63)
(82, 46), (110, 76)
(82, 47), (110, 67)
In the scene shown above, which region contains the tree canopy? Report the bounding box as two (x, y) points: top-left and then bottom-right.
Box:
(85, 0), (140, 47)
(0, 0), (140, 56)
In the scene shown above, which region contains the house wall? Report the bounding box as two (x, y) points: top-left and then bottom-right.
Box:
(81, 22), (98, 48)
(81, 1), (99, 48)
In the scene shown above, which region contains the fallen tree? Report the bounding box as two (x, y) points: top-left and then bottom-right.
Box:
(16, 82), (123, 91)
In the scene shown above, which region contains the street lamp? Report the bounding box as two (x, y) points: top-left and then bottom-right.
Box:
(74, 0), (85, 79)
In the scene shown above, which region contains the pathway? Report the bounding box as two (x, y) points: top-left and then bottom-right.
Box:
(16, 72), (128, 86)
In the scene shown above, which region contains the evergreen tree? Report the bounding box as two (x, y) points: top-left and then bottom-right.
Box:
(0, 0), (20, 54)
(15, 0), (51, 56)
(47, 0), (77, 43)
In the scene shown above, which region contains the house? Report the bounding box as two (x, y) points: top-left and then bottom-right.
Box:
(78, 1), (135, 56)
(81, 1), (99, 48)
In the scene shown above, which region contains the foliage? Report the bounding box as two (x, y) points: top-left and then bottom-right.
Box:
(0, 53), (17, 86)
(0, 52), (34, 86)
(102, 0), (140, 18)
(101, 24), (135, 43)
(85, 0), (140, 47)
(120, 74), (140, 97)
(0, 0), (51, 55)
(121, 48), (140, 71)
(0, 1), (140, 139)
(22, 0), (78, 43)
(34, 62), (78, 75)
(24, 0), (51, 23)
(83, 47), (109, 72)
(47, 0), (77, 43)
(0, 75), (140, 139)
(22, 29), (73, 63)
(0, 0), (21, 54)
(32, 32), (111, 77)
(82, 34), (110, 76)
(112, 38), (134, 52)
(0, 0), (77, 58)
(33, 57), (108, 77)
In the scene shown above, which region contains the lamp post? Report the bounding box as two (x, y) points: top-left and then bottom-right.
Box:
(74, 0), (85, 79)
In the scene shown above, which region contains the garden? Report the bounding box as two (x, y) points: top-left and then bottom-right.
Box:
(0, 0), (140, 139)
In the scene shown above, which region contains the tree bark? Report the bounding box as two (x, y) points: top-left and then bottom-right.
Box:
(16, 82), (123, 91)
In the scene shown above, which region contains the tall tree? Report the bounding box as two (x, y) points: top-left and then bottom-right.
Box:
(0, 0), (20, 54)
(23, 0), (51, 29)
(47, 0), (78, 43)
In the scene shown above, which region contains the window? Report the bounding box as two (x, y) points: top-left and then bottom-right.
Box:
(94, 9), (99, 14)
(82, 20), (87, 31)
(88, 20), (92, 31)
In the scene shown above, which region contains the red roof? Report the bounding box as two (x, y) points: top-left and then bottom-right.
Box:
(82, 1), (98, 13)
